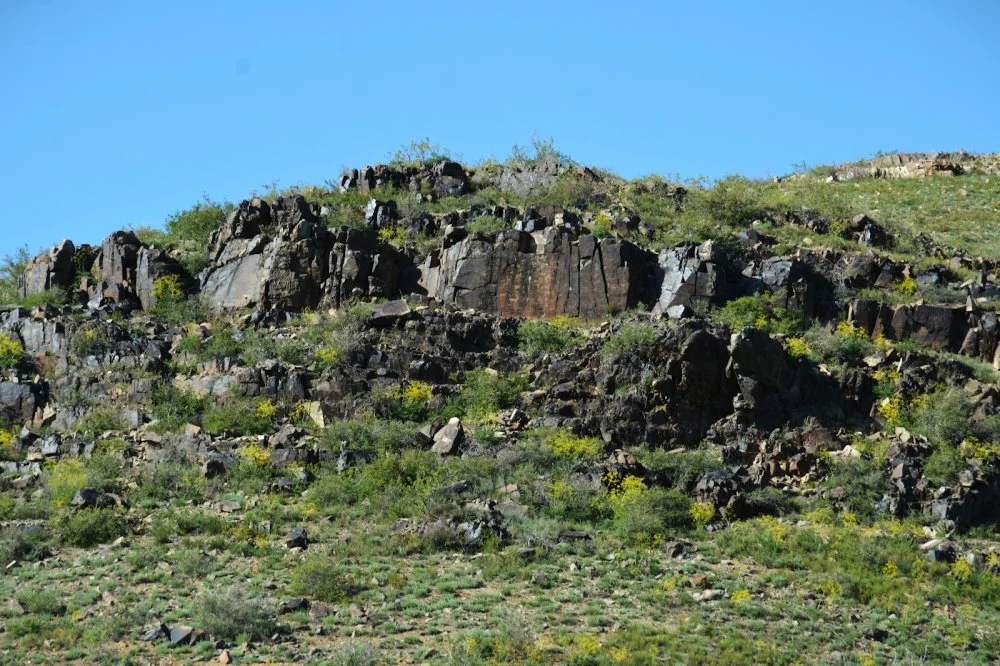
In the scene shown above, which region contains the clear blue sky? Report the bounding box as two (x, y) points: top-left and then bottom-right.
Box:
(2, 0), (998, 258)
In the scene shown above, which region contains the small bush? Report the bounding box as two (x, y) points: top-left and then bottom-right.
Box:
(443, 369), (527, 423)
(714, 292), (801, 335)
(44, 459), (88, 508)
(518, 317), (581, 354)
(196, 585), (277, 641)
(70, 324), (111, 358)
(326, 644), (381, 666)
(52, 508), (128, 547)
(590, 212), (614, 239)
(821, 458), (890, 520)
(150, 384), (208, 432)
(705, 176), (767, 226)
(0, 526), (49, 565)
(289, 555), (360, 602)
(606, 473), (693, 543)
(313, 345), (342, 369)
(72, 406), (126, 434)
(202, 398), (275, 436)
(165, 200), (230, 246)
(150, 295), (209, 326)
(135, 462), (205, 505)
(16, 589), (66, 615)
(923, 444), (965, 487)
(20, 288), (67, 309)
(384, 380), (434, 421)
(467, 215), (506, 237)
(0, 246), (30, 304)
(602, 323), (658, 360)
(0, 428), (15, 460)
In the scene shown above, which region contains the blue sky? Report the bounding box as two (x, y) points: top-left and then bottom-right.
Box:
(1, 0), (998, 258)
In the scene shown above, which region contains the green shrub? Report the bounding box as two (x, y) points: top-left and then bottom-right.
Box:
(151, 274), (184, 301)
(52, 508), (128, 547)
(639, 448), (726, 491)
(135, 462), (205, 505)
(705, 175), (767, 226)
(518, 317), (581, 354)
(165, 199), (232, 248)
(199, 327), (243, 362)
(802, 323), (877, 362)
(310, 449), (439, 518)
(606, 474), (693, 543)
(442, 368), (527, 422)
(289, 555), (360, 602)
(241, 331), (310, 366)
(590, 211), (614, 239)
(72, 406), (126, 434)
(820, 458), (890, 520)
(150, 295), (209, 326)
(602, 323), (658, 360)
(388, 137), (452, 166)
(545, 475), (606, 522)
(202, 398), (275, 436)
(320, 418), (416, 459)
(923, 444), (965, 487)
(20, 288), (67, 309)
(714, 292), (801, 335)
(196, 585), (277, 641)
(44, 459), (88, 508)
(382, 380), (434, 422)
(149, 384), (208, 432)
(325, 644), (381, 666)
(0, 526), (50, 566)
(15, 588), (65, 615)
(467, 215), (506, 237)
(70, 324), (112, 358)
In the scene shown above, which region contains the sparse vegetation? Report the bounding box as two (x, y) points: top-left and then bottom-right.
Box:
(3, 150), (1000, 664)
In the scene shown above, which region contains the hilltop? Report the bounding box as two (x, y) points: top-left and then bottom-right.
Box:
(1, 147), (1000, 664)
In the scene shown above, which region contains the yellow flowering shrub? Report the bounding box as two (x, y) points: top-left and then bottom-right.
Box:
(0, 428), (14, 453)
(237, 442), (271, 467)
(689, 501), (715, 525)
(385, 380), (434, 405)
(151, 274), (184, 301)
(313, 346), (341, 368)
(786, 337), (812, 358)
(951, 558), (973, 582)
(0, 334), (24, 369)
(896, 276), (918, 296)
(254, 398), (278, 420)
(548, 430), (602, 459)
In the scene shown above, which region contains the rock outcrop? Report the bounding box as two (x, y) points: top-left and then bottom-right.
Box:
(418, 227), (651, 318)
(17, 240), (77, 300)
(198, 197), (408, 313)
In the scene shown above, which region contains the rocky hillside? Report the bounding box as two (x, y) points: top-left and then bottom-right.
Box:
(2, 151), (1000, 664)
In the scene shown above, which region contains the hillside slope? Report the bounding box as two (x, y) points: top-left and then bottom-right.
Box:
(1, 151), (1000, 664)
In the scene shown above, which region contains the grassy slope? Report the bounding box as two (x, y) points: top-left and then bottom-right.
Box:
(2, 161), (1000, 664)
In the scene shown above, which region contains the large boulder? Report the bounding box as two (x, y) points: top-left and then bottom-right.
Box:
(849, 300), (974, 353)
(0, 381), (45, 425)
(651, 242), (725, 316)
(418, 227), (651, 319)
(88, 231), (187, 310)
(18, 240), (77, 300)
(199, 197), (408, 313)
